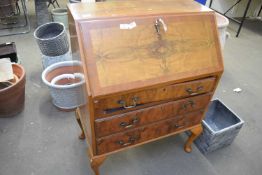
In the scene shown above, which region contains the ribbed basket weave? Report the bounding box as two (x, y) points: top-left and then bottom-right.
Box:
(34, 22), (69, 56)
(41, 51), (72, 69)
(194, 99), (244, 154)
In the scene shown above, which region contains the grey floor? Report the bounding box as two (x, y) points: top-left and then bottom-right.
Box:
(1, 1), (262, 175)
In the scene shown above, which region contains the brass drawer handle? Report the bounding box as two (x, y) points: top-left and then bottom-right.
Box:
(119, 118), (140, 129)
(117, 140), (132, 147)
(174, 124), (185, 129)
(186, 86), (204, 95)
(118, 97), (139, 109)
(116, 135), (139, 147)
(181, 100), (195, 110)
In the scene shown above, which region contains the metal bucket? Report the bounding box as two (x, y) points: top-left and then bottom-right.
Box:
(0, 64), (26, 117)
(51, 8), (68, 29)
(194, 99), (244, 154)
(34, 22), (69, 56)
(42, 60), (86, 111)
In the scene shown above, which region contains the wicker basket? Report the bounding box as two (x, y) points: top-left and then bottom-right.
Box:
(41, 51), (72, 69)
(34, 22), (69, 56)
(194, 99), (244, 154)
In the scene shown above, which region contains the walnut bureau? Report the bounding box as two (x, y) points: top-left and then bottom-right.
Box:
(68, 0), (224, 174)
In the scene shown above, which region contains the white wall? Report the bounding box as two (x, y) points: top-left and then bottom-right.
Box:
(206, 0), (262, 17)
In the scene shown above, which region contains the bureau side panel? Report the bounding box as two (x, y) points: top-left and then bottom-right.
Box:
(68, 9), (97, 155)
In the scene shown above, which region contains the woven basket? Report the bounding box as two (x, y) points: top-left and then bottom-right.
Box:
(34, 22), (69, 56)
(41, 51), (72, 69)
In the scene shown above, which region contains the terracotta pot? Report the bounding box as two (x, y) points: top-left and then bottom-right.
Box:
(0, 64), (26, 118)
(42, 61), (85, 111)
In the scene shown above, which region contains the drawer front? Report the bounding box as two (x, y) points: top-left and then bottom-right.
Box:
(95, 93), (211, 137)
(96, 110), (203, 155)
(94, 77), (215, 117)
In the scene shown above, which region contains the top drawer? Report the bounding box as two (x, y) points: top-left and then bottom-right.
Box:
(94, 77), (216, 117)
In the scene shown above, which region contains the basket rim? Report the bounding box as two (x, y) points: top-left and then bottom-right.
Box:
(34, 22), (66, 41)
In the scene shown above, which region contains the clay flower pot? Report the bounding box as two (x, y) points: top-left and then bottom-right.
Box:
(0, 64), (26, 118)
(41, 60), (86, 111)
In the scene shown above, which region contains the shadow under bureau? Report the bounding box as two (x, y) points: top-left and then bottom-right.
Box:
(68, 0), (224, 174)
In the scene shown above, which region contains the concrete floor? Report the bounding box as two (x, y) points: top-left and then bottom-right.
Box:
(1, 1), (262, 175)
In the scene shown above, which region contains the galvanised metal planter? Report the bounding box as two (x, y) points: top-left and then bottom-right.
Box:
(42, 60), (85, 111)
(34, 22), (69, 56)
(51, 8), (68, 29)
(194, 99), (244, 154)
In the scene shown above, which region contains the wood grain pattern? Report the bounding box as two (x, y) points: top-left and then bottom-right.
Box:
(94, 77), (215, 117)
(79, 12), (222, 97)
(95, 93), (211, 137)
(68, 1), (224, 174)
(96, 110), (203, 155)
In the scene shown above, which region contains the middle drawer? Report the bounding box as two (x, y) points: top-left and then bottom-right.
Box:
(95, 93), (211, 138)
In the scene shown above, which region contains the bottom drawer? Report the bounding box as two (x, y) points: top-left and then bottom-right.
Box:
(96, 110), (203, 155)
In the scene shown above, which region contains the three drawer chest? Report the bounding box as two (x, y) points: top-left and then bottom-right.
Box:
(68, 0), (224, 174)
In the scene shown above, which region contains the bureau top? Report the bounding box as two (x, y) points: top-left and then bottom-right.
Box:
(68, 0), (223, 98)
(68, 0), (212, 21)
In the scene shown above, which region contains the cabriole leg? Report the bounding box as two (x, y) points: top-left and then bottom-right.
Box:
(90, 156), (106, 175)
(75, 108), (85, 140)
(184, 125), (203, 153)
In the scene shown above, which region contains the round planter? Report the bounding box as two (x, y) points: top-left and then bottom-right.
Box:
(0, 64), (26, 118)
(34, 22), (69, 56)
(69, 0), (81, 3)
(215, 13), (229, 49)
(42, 60), (86, 111)
(41, 51), (72, 69)
(51, 8), (68, 29)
